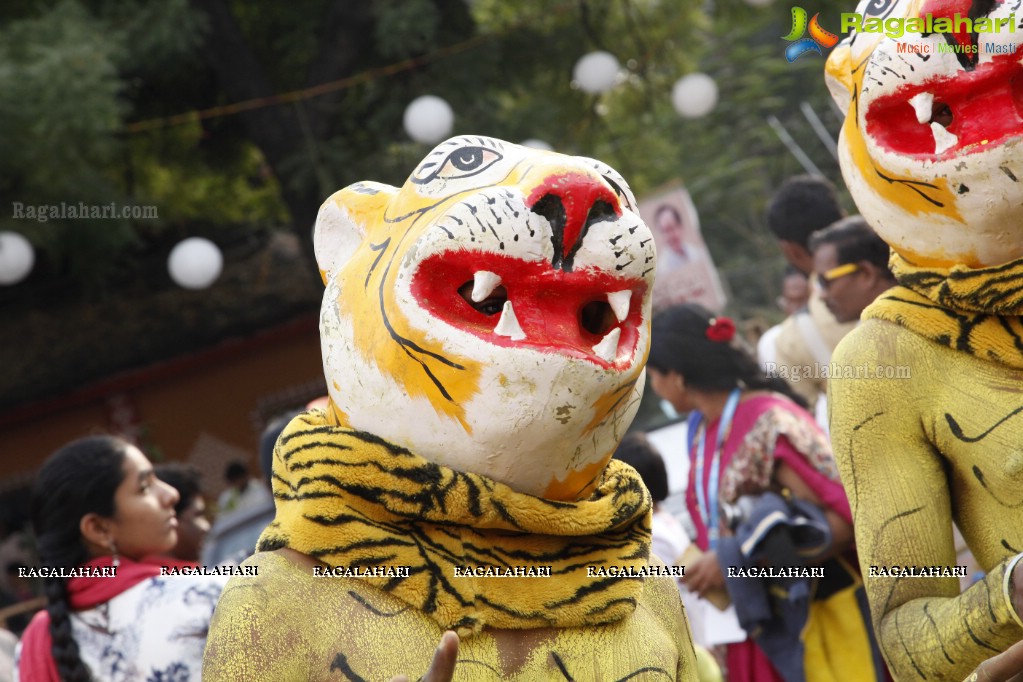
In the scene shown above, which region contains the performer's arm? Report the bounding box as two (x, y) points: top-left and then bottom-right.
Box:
(829, 323), (1023, 680)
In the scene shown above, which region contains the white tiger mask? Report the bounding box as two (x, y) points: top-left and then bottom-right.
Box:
(826, 0), (1023, 267)
(313, 136), (656, 501)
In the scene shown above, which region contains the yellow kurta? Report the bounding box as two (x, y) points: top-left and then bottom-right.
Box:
(203, 550), (697, 680)
(829, 317), (1023, 680)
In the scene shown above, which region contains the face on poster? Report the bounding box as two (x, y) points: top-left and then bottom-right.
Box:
(640, 186), (704, 259)
(638, 184), (727, 313)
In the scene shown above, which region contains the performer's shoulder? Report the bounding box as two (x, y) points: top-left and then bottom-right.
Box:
(216, 549), (313, 597)
(639, 557), (687, 617)
(831, 318), (926, 364)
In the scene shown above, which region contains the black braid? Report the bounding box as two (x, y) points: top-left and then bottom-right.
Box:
(31, 436), (127, 682)
(43, 576), (92, 682)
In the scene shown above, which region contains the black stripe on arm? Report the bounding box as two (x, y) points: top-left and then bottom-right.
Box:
(964, 616), (1001, 653)
(615, 668), (673, 681)
(329, 653), (369, 682)
(894, 606), (928, 680)
(877, 506), (925, 536)
(345, 590), (410, 618)
(922, 602), (956, 665)
(550, 651), (576, 681)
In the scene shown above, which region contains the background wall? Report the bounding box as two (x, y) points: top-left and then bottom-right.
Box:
(0, 315), (324, 501)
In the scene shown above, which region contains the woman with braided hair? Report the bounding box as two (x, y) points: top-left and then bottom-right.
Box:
(15, 436), (227, 681)
(647, 303), (884, 682)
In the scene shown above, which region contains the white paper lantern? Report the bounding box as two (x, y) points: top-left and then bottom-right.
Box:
(672, 73), (719, 119)
(403, 95), (455, 144)
(168, 237), (222, 289)
(0, 231), (34, 285)
(573, 51), (620, 94)
(520, 139), (553, 151)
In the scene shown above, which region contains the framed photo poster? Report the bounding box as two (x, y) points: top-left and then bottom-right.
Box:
(638, 182), (727, 313)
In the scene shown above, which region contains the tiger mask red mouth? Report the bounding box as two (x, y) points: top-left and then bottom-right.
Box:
(408, 167), (648, 369)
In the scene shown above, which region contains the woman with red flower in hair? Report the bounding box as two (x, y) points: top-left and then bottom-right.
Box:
(647, 303), (882, 682)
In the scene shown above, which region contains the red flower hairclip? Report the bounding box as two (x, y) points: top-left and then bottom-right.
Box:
(706, 317), (736, 343)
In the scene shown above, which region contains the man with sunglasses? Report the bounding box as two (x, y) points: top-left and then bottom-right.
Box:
(809, 216), (897, 324)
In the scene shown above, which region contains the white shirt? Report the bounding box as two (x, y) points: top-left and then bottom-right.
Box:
(651, 508), (688, 566)
(217, 481), (272, 515)
(757, 323), (784, 370)
(15, 573), (227, 681)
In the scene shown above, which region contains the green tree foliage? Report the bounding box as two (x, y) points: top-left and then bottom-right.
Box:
(1, 0), (855, 311)
(0, 1), (132, 284)
(0, 0), (285, 287)
(681, 0), (852, 319)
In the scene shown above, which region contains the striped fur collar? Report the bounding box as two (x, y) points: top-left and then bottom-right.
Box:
(256, 410), (652, 634)
(864, 254), (1023, 369)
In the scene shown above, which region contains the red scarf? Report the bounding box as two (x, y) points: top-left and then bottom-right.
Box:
(18, 556), (161, 682)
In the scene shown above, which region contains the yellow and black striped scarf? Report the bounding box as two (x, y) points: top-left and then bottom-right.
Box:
(864, 254), (1023, 369)
(257, 410), (652, 635)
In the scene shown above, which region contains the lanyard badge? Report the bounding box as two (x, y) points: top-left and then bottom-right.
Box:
(692, 388), (742, 551)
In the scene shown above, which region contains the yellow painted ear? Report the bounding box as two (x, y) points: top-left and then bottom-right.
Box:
(313, 181), (397, 285)
(825, 42), (854, 115)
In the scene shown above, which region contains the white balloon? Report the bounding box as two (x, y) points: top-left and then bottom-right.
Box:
(0, 231), (34, 285)
(672, 73), (719, 119)
(520, 139), (553, 151)
(403, 95), (455, 144)
(573, 51), (620, 94)
(168, 237), (223, 290)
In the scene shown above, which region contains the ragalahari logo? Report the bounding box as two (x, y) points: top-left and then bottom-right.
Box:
(783, 7), (840, 61)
